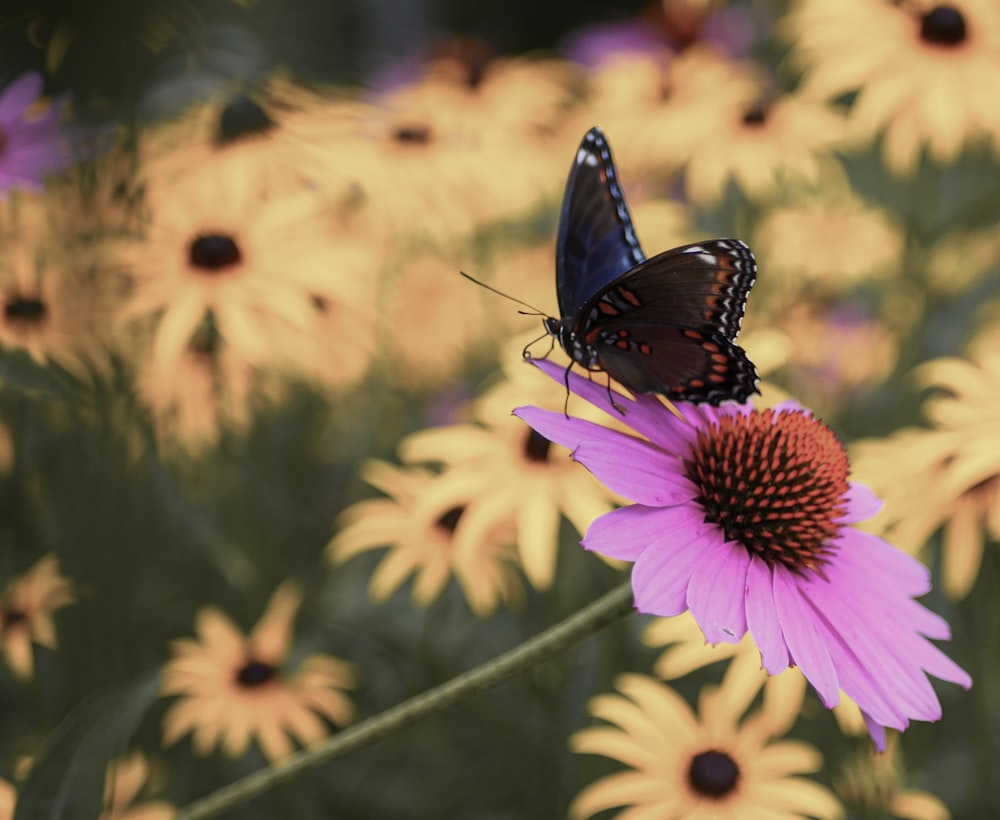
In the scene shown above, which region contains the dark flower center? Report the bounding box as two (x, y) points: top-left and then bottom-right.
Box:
(688, 749), (740, 797)
(920, 5), (967, 46)
(392, 124), (433, 145)
(685, 409), (849, 572)
(742, 104), (768, 127)
(1, 608), (27, 630)
(236, 659), (277, 687)
(217, 94), (276, 144)
(523, 428), (553, 463)
(4, 296), (47, 323)
(188, 234), (243, 273)
(435, 505), (465, 535)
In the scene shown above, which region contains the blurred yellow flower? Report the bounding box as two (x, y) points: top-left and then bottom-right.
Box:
(0, 194), (110, 380)
(675, 90), (847, 205)
(328, 460), (522, 617)
(379, 246), (494, 388)
(100, 752), (175, 820)
(756, 300), (898, 418)
(926, 227), (1000, 295)
(569, 673), (843, 820)
(0, 752), (173, 820)
(853, 331), (1000, 599)
(132, 322), (263, 454)
(115, 170), (376, 382)
(0, 778), (13, 820)
(0, 555), (74, 681)
(292, 55), (572, 240)
(787, 0), (1000, 173)
(835, 736), (951, 820)
(161, 582), (356, 762)
(755, 189), (903, 292)
(398, 341), (625, 589)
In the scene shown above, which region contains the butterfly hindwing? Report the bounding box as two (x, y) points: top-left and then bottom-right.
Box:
(576, 240), (759, 403)
(555, 127), (645, 323)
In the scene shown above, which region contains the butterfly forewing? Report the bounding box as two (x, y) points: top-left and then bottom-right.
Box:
(555, 127), (645, 322)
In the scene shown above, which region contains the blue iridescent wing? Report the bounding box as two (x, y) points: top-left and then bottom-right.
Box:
(554, 126), (645, 322)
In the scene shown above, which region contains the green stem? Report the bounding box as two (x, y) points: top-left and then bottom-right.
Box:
(175, 580), (635, 820)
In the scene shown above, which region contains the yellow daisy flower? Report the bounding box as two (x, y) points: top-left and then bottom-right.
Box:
(160, 581), (356, 763)
(835, 736), (951, 820)
(754, 186), (903, 293)
(0, 193), (110, 380)
(786, 0), (1000, 173)
(567, 48), (761, 178)
(292, 56), (571, 241)
(675, 89), (847, 205)
(398, 338), (624, 589)
(569, 673), (844, 819)
(0, 554), (74, 681)
(379, 246), (495, 388)
(100, 752), (175, 820)
(328, 460), (523, 617)
(0, 752), (173, 820)
(853, 329), (1000, 599)
(132, 325), (264, 455)
(0, 778), (13, 820)
(114, 168), (377, 381)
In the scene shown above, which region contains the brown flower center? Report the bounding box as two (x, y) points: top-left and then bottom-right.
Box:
(688, 749), (740, 797)
(920, 5), (967, 46)
(4, 295), (47, 324)
(392, 124), (433, 145)
(1, 608), (27, 631)
(435, 505), (465, 535)
(217, 94), (275, 144)
(236, 658), (277, 687)
(523, 428), (553, 463)
(741, 104), (768, 127)
(685, 408), (849, 572)
(188, 234), (243, 273)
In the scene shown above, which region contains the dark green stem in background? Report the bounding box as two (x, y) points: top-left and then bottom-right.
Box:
(175, 581), (635, 820)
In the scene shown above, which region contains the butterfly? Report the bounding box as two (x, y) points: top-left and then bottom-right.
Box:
(543, 126), (759, 407)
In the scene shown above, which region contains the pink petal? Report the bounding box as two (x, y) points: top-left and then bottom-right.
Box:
(572, 440), (698, 505)
(862, 713), (888, 753)
(524, 358), (699, 453)
(513, 405), (623, 453)
(686, 540), (749, 644)
(0, 72), (43, 123)
(804, 575), (941, 722)
(832, 528), (931, 596)
(839, 483), (883, 523)
(631, 529), (712, 616)
(745, 556), (789, 673)
(583, 504), (700, 561)
(801, 598), (905, 728)
(772, 566), (840, 708)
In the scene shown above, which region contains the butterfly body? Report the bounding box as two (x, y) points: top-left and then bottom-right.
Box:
(547, 127), (759, 406)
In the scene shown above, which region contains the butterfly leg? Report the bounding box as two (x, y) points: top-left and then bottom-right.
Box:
(562, 360), (574, 418)
(604, 374), (625, 415)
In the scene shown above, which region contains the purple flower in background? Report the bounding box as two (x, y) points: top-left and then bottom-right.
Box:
(0, 72), (72, 194)
(514, 358), (971, 750)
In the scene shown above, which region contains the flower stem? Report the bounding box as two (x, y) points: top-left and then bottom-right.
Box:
(174, 580), (635, 819)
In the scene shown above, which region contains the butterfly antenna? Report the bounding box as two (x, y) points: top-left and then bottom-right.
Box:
(459, 271), (546, 316)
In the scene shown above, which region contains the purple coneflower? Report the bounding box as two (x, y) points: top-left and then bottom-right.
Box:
(0, 72), (71, 194)
(514, 358), (971, 750)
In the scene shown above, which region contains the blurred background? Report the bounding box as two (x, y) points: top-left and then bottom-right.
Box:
(0, 0), (997, 817)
